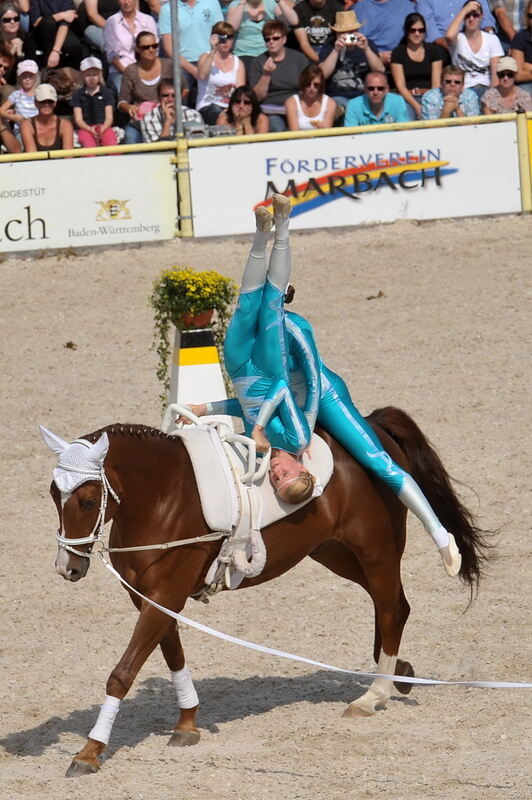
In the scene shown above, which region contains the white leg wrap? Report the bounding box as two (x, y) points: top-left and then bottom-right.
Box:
(88, 695), (121, 745)
(171, 666), (199, 709)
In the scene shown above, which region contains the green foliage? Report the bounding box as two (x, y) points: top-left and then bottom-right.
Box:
(149, 266), (237, 404)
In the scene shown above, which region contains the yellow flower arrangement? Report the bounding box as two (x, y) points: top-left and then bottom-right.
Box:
(150, 266), (237, 403)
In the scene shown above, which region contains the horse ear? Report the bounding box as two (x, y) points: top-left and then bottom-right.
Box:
(87, 432), (109, 466)
(39, 425), (71, 455)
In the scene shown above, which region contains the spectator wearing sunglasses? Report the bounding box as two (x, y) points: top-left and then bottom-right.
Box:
(416, 0), (496, 53)
(343, 70), (409, 126)
(482, 54), (532, 109)
(140, 78), (203, 141)
(248, 19), (310, 131)
(446, 0), (503, 99)
(196, 21), (245, 124)
(285, 63), (336, 129)
(391, 13), (444, 120)
(0, 2), (36, 59)
(104, 0), (157, 93)
(421, 63), (480, 117)
(117, 30), (172, 143)
(216, 83), (269, 132)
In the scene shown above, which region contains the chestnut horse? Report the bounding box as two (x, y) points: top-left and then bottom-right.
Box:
(44, 406), (487, 777)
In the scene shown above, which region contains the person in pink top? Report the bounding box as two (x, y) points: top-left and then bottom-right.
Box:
(103, 0), (157, 92)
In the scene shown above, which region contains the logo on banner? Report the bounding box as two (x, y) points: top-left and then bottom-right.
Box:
(258, 149), (457, 215)
(96, 199), (132, 222)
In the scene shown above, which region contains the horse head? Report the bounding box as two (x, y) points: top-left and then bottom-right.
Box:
(40, 425), (117, 582)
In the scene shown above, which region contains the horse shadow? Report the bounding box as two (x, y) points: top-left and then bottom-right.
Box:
(0, 671), (419, 760)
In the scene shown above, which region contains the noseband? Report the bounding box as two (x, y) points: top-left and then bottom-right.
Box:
(56, 463), (121, 559)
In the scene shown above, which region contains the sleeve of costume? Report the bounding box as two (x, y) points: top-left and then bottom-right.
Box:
(206, 398), (244, 418)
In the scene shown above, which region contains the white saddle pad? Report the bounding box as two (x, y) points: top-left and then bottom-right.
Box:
(175, 422), (334, 534)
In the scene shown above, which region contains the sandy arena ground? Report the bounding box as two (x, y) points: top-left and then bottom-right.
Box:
(0, 214), (531, 799)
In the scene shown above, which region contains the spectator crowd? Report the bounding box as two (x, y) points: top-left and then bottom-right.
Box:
(0, 0), (531, 153)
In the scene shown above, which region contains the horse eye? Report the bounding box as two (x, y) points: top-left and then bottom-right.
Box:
(80, 498), (97, 510)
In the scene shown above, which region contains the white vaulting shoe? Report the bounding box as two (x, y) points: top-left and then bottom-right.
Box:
(271, 192), (291, 221)
(255, 206), (274, 232)
(439, 533), (462, 577)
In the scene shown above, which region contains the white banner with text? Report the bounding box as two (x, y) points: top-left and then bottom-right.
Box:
(0, 153), (176, 252)
(188, 121), (520, 237)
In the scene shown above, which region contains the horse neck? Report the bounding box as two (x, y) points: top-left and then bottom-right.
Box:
(104, 430), (187, 508)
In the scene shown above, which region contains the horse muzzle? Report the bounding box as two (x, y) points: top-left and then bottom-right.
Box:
(55, 545), (90, 581)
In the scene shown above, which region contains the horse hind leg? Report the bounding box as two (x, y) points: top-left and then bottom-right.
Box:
(343, 563), (411, 717)
(160, 623), (201, 747)
(311, 540), (412, 717)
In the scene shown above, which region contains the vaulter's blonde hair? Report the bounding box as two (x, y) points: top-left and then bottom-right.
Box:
(277, 472), (315, 504)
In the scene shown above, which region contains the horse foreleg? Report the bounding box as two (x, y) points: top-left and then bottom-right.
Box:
(66, 604), (173, 777)
(159, 623), (201, 747)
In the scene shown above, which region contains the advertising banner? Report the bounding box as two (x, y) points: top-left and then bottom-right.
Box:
(188, 121), (521, 237)
(0, 153), (176, 252)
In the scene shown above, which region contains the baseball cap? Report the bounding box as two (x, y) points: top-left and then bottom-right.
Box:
(17, 59), (39, 76)
(496, 56), (518, 74)
(35, 83), (58, 102)
(80, 56), (103, 72)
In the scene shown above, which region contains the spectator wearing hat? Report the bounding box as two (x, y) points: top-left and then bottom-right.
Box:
(20, 81), (74, 150)
(29, 0), (86, 69)
(293, 0), (345, 63)
(344, 69), (410, 125)
(248, 19), (310, 131)
(421, 64), (480, 117)
(71, 55), (118, 150)
(482, 53), (532, 109)
(0, 57), (39, 133)
(140, 78), (203, 141)
(353, 0), (418, 66)
(104, 0), (157, 93)
(510, 0), (532, 95)
(319, 10), (384, 111)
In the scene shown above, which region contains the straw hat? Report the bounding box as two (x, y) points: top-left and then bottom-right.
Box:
(330, 10), (362, 32)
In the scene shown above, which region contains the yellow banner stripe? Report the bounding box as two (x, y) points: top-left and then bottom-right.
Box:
(176, 346), (220, 366)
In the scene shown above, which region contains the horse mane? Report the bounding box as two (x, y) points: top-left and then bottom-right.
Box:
(81, 423), (178, 444)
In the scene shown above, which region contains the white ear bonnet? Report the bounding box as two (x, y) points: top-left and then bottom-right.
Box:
(39, 425), (109, 494)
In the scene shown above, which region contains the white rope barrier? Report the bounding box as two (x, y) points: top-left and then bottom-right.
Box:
(100, 558), (532, 690)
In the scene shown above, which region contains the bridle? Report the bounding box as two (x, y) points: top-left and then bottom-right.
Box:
(56, 463), (121, 559)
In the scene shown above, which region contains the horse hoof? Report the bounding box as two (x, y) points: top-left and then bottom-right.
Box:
(394, 660), (415, 695)
(341, 702), (374, 718)
(167, 729), (201, 747)
(65, 759), (99, 777)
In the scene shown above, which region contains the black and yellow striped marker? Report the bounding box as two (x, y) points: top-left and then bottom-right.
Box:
(168, 328), (227, 406)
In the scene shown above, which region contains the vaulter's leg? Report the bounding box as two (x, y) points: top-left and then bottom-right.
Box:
(318, 370), (462, 577)
(160, 623), (201, 747)
(224, 206), (274, 377)
(65, 604), (174, 776)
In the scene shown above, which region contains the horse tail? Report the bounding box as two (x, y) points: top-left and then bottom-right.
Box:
(367, 406), (491, 590)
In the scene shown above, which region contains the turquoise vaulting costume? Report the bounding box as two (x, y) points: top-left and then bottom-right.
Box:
(203, 198), (461, 577)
